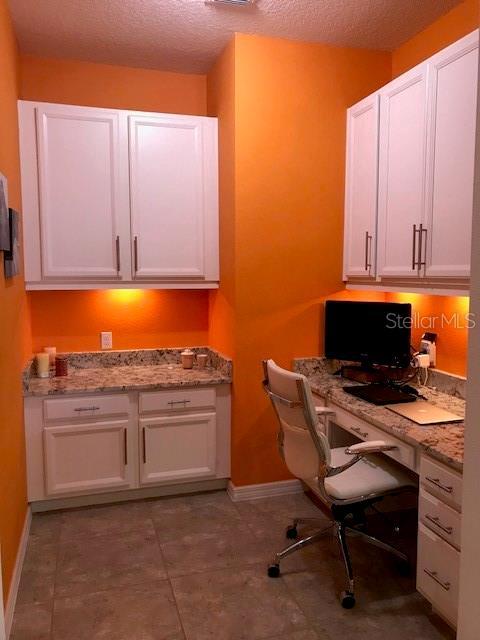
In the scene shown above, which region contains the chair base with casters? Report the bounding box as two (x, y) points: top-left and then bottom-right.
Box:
(266, 490), (412, 609)
(262, 359), (417, 609)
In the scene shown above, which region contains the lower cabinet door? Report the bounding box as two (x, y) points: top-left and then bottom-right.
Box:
(417, 522), (460, 626)
(44, 420), (133, 496)
(140, 412), (216, 485)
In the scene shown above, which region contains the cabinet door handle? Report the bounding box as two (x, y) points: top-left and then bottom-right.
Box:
(423, 568), (451, 592)
(418, 223), (427, 272)
(74, 406), (100, 412)
(123, 428), (127, 466)
(424, 476), (453, 494)
(134, 236), (139, 273)
(412, 224), (418, 270)
(142, 426), (146, 464)
(116, 236), (121, 272)
(364, 231), (372, 272)
(425, 514), (453, 535)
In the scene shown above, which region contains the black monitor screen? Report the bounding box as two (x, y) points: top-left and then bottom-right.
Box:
(324, 301), (412, 368)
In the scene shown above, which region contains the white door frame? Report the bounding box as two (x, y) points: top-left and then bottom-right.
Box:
(457, 44), (480, 640)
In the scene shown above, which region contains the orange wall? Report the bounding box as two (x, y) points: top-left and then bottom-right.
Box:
(29, 290), (209, 352)
(0, 0), (31, 603)
(20, 55), (211, 352)
(392, 0), (479, 76)
(207, 34), (391, 486)
(207, 40), (237, 359)
(386, 294), (469, 376)
(20, 54), (207, 114)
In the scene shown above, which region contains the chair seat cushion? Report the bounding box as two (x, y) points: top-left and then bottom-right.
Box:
(306, 447), (415, 500)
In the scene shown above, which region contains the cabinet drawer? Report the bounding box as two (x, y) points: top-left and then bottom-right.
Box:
(420, 456), (462, 511)
(44, 394), (130, 422)
(419, 488), (462, 550)
(330, 403), (416, 471)
(139, 388), (216, 414)
(417, 522), (460, 626)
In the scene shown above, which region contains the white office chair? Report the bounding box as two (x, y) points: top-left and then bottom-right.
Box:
(263, 359), (416, 608)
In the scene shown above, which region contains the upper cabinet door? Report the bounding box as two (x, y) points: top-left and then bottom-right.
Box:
(424, 32), (479, 278)
(35, 105), (127, 279)
(129, 114), (214, 279)
(377, 64), (429, 278)
(343, 94), (379, 279)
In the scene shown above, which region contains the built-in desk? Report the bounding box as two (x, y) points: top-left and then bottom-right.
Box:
(294, 357), (465, 628)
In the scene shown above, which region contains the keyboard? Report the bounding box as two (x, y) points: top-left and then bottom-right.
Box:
(343, 384), (417, 406)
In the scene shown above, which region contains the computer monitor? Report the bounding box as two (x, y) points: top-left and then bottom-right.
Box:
(324, 300), (412, 368)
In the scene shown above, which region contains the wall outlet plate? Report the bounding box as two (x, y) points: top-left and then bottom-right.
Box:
(100, 331), (113, 350)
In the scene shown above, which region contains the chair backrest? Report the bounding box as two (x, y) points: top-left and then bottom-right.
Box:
(263, 359), (331, 481)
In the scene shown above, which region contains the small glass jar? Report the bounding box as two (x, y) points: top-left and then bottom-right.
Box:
(55, 356), (68, 377)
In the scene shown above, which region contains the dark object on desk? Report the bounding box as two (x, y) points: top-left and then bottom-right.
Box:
(340, 364), (411, 384)
(343, 384), (418, 406)
(324, 300), (412, 369)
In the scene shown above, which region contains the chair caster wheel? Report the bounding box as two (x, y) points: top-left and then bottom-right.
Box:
(340, 591), (356, 609)
(286, 526), (298, 540)
(267, 564), (280, 578)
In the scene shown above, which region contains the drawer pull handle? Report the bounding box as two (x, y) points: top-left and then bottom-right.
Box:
(425, 476), (453, 494)
(423, 568), (451, 592)
(351, 426), (369, 439)
(168, 400), (191, 407)
(74, 406), (100, 412)
(425, 514), (453, 535)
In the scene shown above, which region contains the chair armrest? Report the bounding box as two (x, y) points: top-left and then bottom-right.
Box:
(345, 440), (397, 455)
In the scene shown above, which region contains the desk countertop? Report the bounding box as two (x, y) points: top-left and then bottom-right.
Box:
(294, 358), (465, 473)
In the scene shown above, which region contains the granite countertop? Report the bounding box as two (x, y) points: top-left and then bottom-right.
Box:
(24, 347), (232, 397)
(294, 358), (465, 472)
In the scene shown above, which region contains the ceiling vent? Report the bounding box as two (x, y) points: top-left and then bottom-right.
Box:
(205, 0), (255, 6)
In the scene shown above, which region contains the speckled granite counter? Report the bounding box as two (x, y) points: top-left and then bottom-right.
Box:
(294, 357), (465, 473)
(24, 348), (232, 397)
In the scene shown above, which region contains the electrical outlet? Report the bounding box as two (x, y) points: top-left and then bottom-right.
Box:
(100, 331), (113, 350)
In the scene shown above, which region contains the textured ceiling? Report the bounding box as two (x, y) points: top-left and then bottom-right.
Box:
(8, 0), (463, 74)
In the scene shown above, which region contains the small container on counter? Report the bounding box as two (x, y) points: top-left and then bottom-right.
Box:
(197, 354), (208, 369)
(181, 349), (195, 369)
(36, 353), (50, 378)
(55, 355), (68, 377)
(43, 346), (57, 376)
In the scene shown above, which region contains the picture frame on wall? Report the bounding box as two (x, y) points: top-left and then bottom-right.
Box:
(4, 208), (20, 278)
(0, 173), (9, 252)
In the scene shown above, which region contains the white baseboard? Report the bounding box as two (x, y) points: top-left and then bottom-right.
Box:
(5, 507), (32, 639)
(227, 479), (303, 502)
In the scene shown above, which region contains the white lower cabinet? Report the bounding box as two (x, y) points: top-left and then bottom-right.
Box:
(417, 523), (460, 627)
(44, 419), (133, 496)
(24, 386), (231, 504)
(417, 454), (462, 628)
(140, 412), (216, 485)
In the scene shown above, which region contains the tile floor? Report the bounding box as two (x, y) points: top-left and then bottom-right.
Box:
(11, 491), (455, 640)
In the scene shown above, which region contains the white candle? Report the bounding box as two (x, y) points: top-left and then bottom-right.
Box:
(36, 353), (50, 378)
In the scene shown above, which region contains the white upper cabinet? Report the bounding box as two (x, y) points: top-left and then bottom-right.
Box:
(18, 101), (219, 289)
(30, 104), (129, 280)
(377, 63), (429, 278)
(343, 94), (379, 278)
(129, 114), (217, 280)
(344, 29), (478, 288)
(424, 33), (478, 278)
